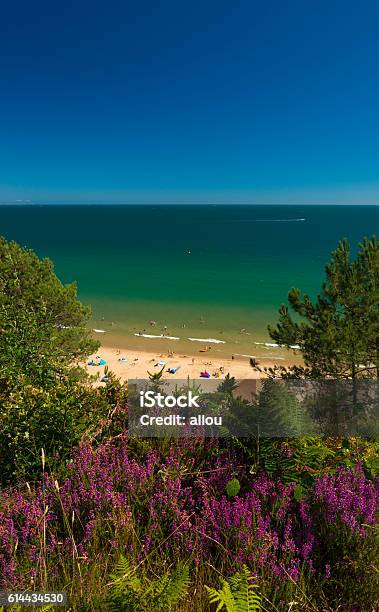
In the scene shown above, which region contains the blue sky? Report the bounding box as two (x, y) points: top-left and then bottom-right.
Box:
(1, 0), (379, 204)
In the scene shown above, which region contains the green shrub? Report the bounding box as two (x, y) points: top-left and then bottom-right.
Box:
(0, 374), (115, 484)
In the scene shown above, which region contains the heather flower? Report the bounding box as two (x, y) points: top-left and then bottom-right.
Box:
(313, 463), (378, 536)
(0, 437), (377, 603)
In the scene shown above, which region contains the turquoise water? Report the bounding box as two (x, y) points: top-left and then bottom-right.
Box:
(1, 205), (378, 358)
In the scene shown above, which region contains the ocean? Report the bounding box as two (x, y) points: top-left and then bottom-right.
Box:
(1, 204), (378, 359)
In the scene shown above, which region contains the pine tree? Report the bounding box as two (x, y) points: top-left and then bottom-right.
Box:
(268, 237), (379, 379)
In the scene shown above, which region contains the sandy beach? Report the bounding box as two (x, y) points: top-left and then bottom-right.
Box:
(84, 344), (298, 382)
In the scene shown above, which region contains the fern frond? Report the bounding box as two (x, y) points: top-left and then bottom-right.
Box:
(205, 582), (238, 612)
(154, 564), (190, 609)
(108, 556), (189, 611)
(109, 553), (143, 607)
(206, 566), (262, 612)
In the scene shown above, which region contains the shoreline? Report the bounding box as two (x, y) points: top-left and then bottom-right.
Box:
(84, 343), (299, 381)
(90, 325), (301, 363)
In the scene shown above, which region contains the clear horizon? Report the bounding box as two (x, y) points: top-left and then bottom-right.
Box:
(1, 201), (379, 207)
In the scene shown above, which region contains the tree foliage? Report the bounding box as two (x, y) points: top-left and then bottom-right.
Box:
(0, 237), (98, 371)
(0, 238), (121, 484)
(268, 236), (379, 378)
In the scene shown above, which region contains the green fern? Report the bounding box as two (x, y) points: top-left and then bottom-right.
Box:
(153, 563), (191, 609)
(206, 581), (238, 612)
(258, 379), (317, 437)
(206, 565), (262, 611)
(258, 436), (337, 487)
(109, 554), (143, 609)
(108, 554), (190, 611)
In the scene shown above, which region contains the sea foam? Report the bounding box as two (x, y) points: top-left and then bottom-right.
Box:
(134, 333), (180, 340)
(254, 341), (300, 349)
(187, 337), (225, 344)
